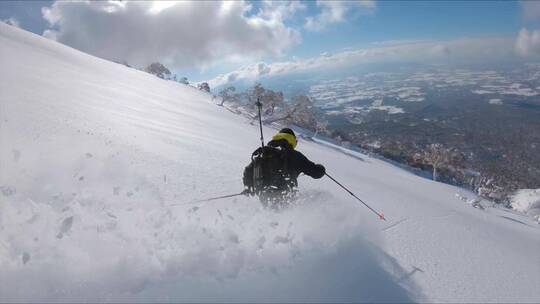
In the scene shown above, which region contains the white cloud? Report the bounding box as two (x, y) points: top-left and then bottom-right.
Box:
(208, 36), (517, 87)
(305, 0), (375, 31)
(257, 0), (306, 22)
(257, 62), (271, 75)
(41, 1), (300, 69)
(516, 28), (540, 57)
(3, 17), (20, 28)
(521, 1), (540, 20)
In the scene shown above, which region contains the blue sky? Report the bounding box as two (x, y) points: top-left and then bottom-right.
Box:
(293, 1), (521, 57)
(1, 1), (537, 85)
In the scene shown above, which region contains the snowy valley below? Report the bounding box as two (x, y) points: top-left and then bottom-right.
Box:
(1, 23), (539, 303)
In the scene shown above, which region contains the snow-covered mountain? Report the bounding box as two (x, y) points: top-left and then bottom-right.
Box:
(1, 23), (539, 303)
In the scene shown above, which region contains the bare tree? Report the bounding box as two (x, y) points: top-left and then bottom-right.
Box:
(197, 82), (210, 93)
(313, 119), (329, 138)
(246, 83), (284, 114)
(144, 62), (171, 79)
(423, 143), (450, 181)
(218, 86), (238, 106)
(289, 95), (319, 129)
(262, 90), (284, 115)
(264, 94), (319, 131)
(217, 84), (321, 134)
(253, 83), (265, 101)
(245, 83), (265, 107)
(178, 77), (189, 85)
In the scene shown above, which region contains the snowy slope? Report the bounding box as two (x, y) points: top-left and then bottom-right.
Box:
(1, 23), (539, 303)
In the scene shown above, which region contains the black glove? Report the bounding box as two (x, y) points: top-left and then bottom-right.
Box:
(315, 164), (326, 177)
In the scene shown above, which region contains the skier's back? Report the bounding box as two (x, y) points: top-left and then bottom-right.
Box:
(243, 128), (325, 207)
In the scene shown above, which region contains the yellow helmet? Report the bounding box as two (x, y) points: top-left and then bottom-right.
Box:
(272, 128), (297, 149)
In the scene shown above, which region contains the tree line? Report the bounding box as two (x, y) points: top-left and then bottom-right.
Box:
(217, 83), (328, 137)
(137, 62), (328, 136)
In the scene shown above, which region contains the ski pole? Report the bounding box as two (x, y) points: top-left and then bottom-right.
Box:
(325, 173), (386, 221)
(255, 97), (265, 150)
(168, 190), (248, 207)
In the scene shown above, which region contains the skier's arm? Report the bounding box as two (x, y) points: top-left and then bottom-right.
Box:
(295, 152), (325, 179)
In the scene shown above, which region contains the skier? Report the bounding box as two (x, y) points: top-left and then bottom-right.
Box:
(243, 128), (326, 208)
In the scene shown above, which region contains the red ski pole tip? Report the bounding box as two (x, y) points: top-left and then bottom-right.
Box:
(379, 213), (386, 221)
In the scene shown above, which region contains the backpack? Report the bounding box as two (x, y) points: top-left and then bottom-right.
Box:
(251, 145), (291, 194)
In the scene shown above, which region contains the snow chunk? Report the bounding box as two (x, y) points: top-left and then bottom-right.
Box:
(510, 189), (540, 222)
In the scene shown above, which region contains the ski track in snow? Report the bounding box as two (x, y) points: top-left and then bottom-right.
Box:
(381, 218), (410, 232)
(1, 23), (540, 303)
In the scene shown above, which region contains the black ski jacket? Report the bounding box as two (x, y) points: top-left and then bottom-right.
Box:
(243, 139), (325, 190)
